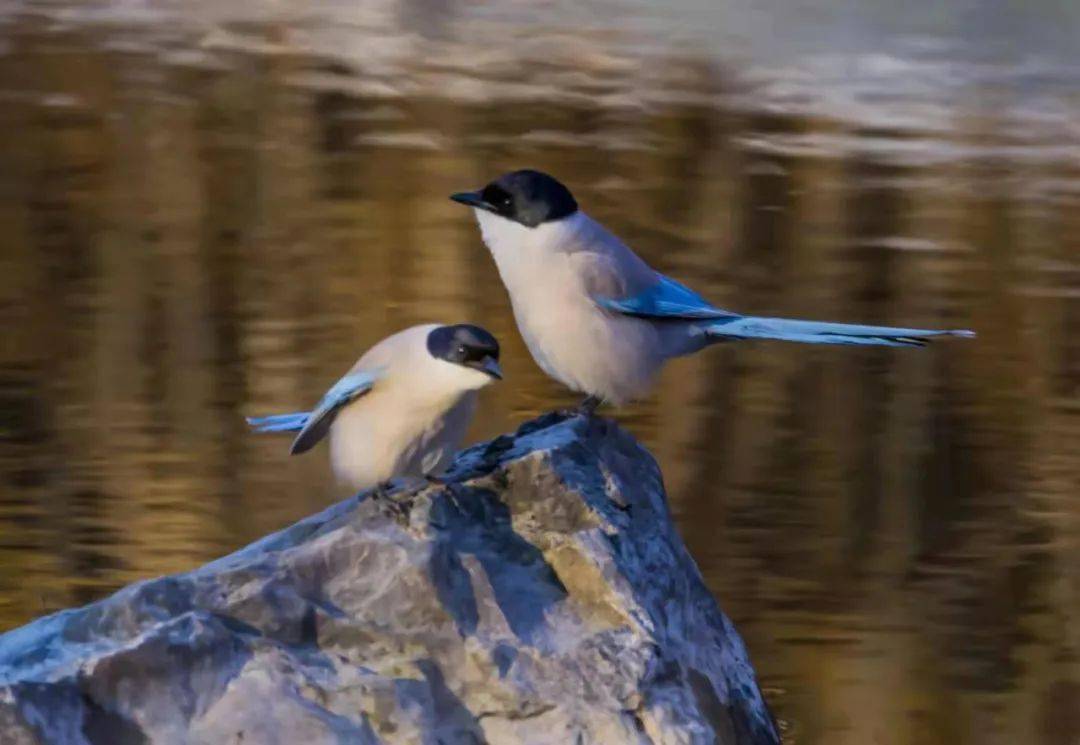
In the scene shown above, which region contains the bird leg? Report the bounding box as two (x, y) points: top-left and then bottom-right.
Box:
(556, 394), (602, 419)
(576, 395), (602, 416)
(425, 473), (467, 514)
(369, 480), (415, 521)
(368, 481), (394, 502)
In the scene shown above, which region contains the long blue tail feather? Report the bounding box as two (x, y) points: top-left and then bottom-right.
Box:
(703, 316), (975, 347)
(246, 412), (310, 433)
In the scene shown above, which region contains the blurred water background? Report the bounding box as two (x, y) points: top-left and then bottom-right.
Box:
(1, 1), (1078, 743)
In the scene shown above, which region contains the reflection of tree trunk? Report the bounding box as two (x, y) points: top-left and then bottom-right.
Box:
(838, 153), (903, 565)
(679, 110), (803, 571)
(0, 107), (70, 619)
(0, 26), (128, 613)
(641, 66), (729, 517)
(224, 54), (343, 517)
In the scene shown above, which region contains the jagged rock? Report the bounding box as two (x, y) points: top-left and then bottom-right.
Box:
(0, 413), (780, 745)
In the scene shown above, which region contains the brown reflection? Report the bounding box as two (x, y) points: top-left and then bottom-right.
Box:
(0, 10), (1078, 745)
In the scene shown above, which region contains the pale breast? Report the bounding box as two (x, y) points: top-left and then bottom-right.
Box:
(327, 386), (476, 491)
(502, 251), (662, 402)
(479, 209), (666, 402)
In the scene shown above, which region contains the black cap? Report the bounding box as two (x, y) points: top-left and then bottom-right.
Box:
(426, 324), (502, 379)
(450, 170), (578, 228)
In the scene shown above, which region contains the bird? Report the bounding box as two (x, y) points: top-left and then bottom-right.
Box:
(246, 323), (502, 492)
(451, 169), (973, 410)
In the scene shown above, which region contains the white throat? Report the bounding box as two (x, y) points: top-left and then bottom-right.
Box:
(426, 358), (497, 395)
(474, 209), (584, 267)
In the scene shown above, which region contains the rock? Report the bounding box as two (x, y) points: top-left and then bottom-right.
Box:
(0, 413), (780, 745)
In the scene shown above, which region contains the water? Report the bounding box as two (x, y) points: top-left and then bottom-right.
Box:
(0, 1), (1078, 743)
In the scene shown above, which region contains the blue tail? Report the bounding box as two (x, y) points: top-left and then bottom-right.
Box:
(246, 412), (310, 433)
(703, 316), (975, 347)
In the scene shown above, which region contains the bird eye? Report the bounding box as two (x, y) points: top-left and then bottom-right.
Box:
(482, 185), (513, 211)
(457, 345), (466, 357)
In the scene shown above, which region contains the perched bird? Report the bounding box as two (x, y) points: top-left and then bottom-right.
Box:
(247, 324), (502, 492)
(452, 169), (973, 409)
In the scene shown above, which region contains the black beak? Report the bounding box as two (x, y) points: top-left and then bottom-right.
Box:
(450, 190), (496, 212)
(468, 356), (503, 380)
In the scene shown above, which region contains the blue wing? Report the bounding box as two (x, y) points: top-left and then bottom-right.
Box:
(593, 274), (736, 321)
(247, 371), (379, 455)
(596, 273), (975, 346)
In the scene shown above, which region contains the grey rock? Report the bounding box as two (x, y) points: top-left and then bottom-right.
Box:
(0, 413), (780, 745)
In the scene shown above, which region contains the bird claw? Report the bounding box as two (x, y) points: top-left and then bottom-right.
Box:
(425, 474), (468, 514)
(557, 395), (602, 418)
(364, 481), (393, 502)
(578, 395), (602, 416)
(366, 481), (413, 521)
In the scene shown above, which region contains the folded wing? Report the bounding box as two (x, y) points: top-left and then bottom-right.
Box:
(594, 274), (736, 320)
(246, 371), (379, 455)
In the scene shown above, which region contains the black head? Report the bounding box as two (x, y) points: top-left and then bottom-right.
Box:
(426, 324), (502, 379)
(450, 170), (578, 228)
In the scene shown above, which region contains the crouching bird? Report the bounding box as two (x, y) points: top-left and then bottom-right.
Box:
(247, 324), (502, 492)
(452, 169), (973, 411)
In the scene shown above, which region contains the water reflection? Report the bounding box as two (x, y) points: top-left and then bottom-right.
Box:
(0, 3), (1077, 745)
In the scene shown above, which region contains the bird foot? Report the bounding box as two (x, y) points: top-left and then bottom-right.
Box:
(366, 481), (394, 502)
(424, 473), (468, 515)
(368, 481), (413, 521)
(558, 395), (602, 418)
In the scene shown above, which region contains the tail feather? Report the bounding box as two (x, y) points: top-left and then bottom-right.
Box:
(246, 412), (310, 433)
(703, 316), (975, 347)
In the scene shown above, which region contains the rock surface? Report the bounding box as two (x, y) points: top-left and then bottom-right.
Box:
(0, 413), (780, 745)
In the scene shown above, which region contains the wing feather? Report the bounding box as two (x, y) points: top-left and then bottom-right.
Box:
(290, 371), (379, 454)
(593, 274), (735, 320)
